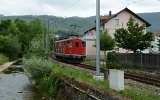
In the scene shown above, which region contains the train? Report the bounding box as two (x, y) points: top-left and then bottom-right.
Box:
(53, 37), (86, 63)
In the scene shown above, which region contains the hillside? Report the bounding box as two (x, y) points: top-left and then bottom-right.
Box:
(0, 14), (4, 18)
(0, 15), (95, 34)
(138, 12), (160, 32)
(0, 12), (159, 34)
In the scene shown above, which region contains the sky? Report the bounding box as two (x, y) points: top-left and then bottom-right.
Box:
(0, 0), (160, 17)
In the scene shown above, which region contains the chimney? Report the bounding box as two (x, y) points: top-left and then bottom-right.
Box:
(109, 11), (112, 16)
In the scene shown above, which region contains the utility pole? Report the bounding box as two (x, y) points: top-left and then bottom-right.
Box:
(96, 0), (100, 76)
(46, 19), (49, 53)
(42, 25), (44, 49)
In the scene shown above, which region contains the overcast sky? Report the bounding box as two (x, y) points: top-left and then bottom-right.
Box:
(0, 0), (160, 17)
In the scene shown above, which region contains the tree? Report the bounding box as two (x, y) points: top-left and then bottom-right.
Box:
(115, 17), (153, 53)
(157, 38), (160, 52)
(15, 18), (44, 54)
(0, 35), (21, 60)
(0, 19), (19, 36)
(100, 30), (116, 61)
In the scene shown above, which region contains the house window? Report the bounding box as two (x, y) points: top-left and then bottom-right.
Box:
(115, 19), (119, 26)
(133, 19), (137, 24)
(115, 48), (119, 51)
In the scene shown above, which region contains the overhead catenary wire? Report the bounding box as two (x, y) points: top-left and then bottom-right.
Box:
(101, 0), (144, 15)
(61, 0), (81, 16)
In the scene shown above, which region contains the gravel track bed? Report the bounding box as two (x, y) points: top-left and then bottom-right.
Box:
(125, 79), (160, 96)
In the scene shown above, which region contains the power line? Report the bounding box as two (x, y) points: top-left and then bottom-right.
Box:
(112, 0), (144, 12)
(61, 0), (81, 16)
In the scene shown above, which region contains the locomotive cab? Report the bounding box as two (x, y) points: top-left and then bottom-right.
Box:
(54, 37), (86, 63)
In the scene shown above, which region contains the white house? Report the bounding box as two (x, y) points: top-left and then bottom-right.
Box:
(84, 8), (151, 58)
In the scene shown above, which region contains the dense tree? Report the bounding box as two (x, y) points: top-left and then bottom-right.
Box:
(0, 18), (44, 59)
(0, 19), (19, 36)
(157, 38), (160, 52)
(15, 19), (31, 54)
(115, 17), (153, 53)
(0, 35), (21, 59)
(14, 18), (44, 54)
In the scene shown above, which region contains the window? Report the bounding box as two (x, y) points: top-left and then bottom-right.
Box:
(68, 41), (72, 48)
(76, 42), (79, 48)
(115, 19), (119, 26)
(115, 48), (119, 51)
(82, 41), (86, 48)
(133, 19), (137, 24)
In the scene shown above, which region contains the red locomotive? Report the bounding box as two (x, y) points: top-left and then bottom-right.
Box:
(54, 37), (86, 63)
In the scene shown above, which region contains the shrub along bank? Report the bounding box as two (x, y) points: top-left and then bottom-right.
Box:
(22, 57), (61, 98)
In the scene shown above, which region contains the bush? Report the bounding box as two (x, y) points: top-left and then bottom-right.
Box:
(0, 53), (9, 64)
(38, 75), (61, 98)
(119, 61), (139, 69)
(107, 51), (117, 63)
(22, 57), (52, 79)
(106, 52), (118, 69)
(0, 35), (21, 60)
(25, 37), (45, 58)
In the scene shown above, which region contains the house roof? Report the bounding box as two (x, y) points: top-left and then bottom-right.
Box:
(153, 32), (160, 37)
(84, 7), (151, 34)
(84, 27), (96, 34)
(84, 16), (110, 34)
(102, 7), (151, 27)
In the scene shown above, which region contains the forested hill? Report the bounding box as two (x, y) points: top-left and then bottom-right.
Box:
(0, 12), (159, 33)
(0, 15), (95, 34)
(138, 12), (160, 32)
(0, 14), (4, 18)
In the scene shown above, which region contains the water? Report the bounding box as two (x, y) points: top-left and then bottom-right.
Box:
(0, 65), (47, 100)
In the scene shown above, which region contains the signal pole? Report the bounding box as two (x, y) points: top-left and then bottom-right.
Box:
(96, 0), (100, 76)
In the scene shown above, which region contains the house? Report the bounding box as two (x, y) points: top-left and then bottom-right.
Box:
(84, 7), (151, 58)
(148, 32), (160, 53)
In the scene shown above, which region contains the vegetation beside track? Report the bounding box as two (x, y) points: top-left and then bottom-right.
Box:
(22, 57), (61, 99)
(119, 88), (160, 100)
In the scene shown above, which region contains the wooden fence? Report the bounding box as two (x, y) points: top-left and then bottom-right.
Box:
(116, 53), (160, 70)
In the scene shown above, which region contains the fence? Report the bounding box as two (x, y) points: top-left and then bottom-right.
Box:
(116, 53), (160, 70)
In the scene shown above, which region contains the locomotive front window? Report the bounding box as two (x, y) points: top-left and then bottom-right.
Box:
(82, 41), (86, 48)
(69, 41), (72, 48)
(76, 42), (79, 48)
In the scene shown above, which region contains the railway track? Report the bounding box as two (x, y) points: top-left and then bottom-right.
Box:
(124, 73), (160, 87)
(75, 63), (160, 87)
(51, 57), (160, 87)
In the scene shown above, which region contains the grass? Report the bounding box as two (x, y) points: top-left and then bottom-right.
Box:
(120, 88), (160, 100)
(52, 64), (109, 90)
(83, 59), (106, 68)
(0, 53), (9, 65)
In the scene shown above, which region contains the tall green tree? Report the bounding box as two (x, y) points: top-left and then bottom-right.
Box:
(15, 19), (31, 54)
(115, 17), (153, 53)
(100, 30), (115, 60)
(0, 35), (21, 59)
(157, 38), (160, 52)
(0, 19), (19, 36)
(15, 18), (44, 54)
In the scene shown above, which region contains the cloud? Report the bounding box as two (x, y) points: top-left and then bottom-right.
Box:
(0, 0), (159, 17)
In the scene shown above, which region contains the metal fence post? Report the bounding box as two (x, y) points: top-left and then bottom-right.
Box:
(141, 53), (142, 67)
(158, 54), (160, 70)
